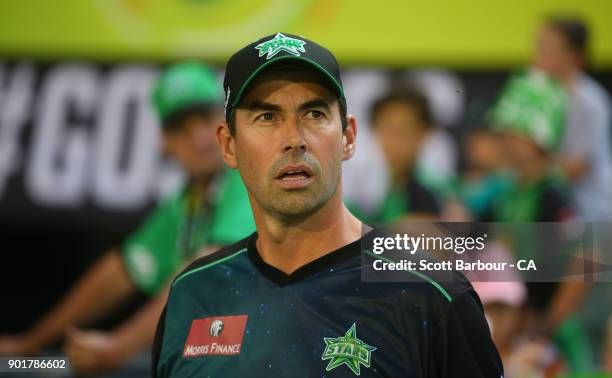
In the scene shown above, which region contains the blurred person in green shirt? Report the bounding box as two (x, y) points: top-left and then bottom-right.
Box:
(487, 70), (593, 374)
(0, 62), (255, 374)
(348, 88), (440, 223)
(444, 128), (513, 222)
(488, 70), (571, 224)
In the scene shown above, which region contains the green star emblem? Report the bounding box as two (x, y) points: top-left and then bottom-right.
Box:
(321, 323), (377, 376)
(254, 33), (307, 59)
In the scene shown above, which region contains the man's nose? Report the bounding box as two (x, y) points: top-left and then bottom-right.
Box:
(282, 118), (307, 154)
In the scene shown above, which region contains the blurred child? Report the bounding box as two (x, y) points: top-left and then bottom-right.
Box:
(487, 69), (593, 373)
(444, 129), (512, 221)
(489, 69), (570, 223)
(349, 88), (439, 223)
(471, 242), (527, 362)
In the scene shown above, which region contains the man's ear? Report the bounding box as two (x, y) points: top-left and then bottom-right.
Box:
(216, 121), (238, 169)
(342, 114), (357, 161)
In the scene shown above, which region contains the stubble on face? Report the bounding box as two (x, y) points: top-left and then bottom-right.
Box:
(233, 70), (345, 223)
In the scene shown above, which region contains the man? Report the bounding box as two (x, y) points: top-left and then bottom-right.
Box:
(0, 62), (255, 373)
(534, 16), (612, 221)
(153, 33), (502, 377)
(534, 16), (612, 369)
(349, 88), (440, 222)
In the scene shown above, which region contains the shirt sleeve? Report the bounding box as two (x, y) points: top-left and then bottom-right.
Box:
(427, 289), (504, 378)
(208, 169), (256, 245)
(121, 192), (184, 296)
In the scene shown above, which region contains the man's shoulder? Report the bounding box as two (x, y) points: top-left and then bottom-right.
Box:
(171, 235), (252, 289)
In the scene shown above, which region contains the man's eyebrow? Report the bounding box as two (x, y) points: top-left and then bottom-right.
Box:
(245, 101), (281, 112)
(298, 98), (333, 112)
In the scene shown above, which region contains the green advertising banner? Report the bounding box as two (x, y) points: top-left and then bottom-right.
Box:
(0, 0), (611, 67)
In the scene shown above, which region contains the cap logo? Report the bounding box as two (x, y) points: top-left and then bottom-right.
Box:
(224, 86), (231, 116)
(254, 33), (306, 60)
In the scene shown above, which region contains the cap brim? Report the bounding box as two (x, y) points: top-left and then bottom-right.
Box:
(231, 55), (345, 109)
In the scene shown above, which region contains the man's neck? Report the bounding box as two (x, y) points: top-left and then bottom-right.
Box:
(253, 191), (362, 275)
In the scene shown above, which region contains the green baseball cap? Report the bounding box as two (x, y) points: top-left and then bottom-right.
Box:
(489, 70), (566, 151)
(152, 62), (223, 126)
(223, 33), (346, 122)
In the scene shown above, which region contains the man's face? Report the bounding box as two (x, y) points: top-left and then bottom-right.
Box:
(373, 101), (428, 180)
(163, 112), (223, 179)
(534, 25), (577, 77)
(218, 69), (355, 219)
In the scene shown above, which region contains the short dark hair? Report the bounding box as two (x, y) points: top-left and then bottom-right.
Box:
(369, 88), (433, 128)
(227, 95), (348, 136)
(546, 16), (589, 58)
(163, 104), (218, 132)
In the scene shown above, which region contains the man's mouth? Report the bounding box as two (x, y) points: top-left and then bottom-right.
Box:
(278, 170), (311, 180)
(275, 165), (314, 189)
(276, 165), (313, 180)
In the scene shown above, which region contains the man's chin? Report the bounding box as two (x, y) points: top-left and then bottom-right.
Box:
(269, 196), (323, 219)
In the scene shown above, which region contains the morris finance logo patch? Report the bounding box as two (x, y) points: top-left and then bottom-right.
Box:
(183, 315), (248, 357)
(209, 319), (224, 336)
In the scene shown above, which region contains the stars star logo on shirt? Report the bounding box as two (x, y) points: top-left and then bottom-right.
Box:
(321, 323), (377, 376)
(254, 33), (307, 59)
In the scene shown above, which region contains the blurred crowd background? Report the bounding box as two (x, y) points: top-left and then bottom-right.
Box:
(1, 1), (611, 377)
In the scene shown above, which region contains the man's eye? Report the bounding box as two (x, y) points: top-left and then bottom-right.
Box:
(256, 112), (274, 121)
(306, 110), (325, 119)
